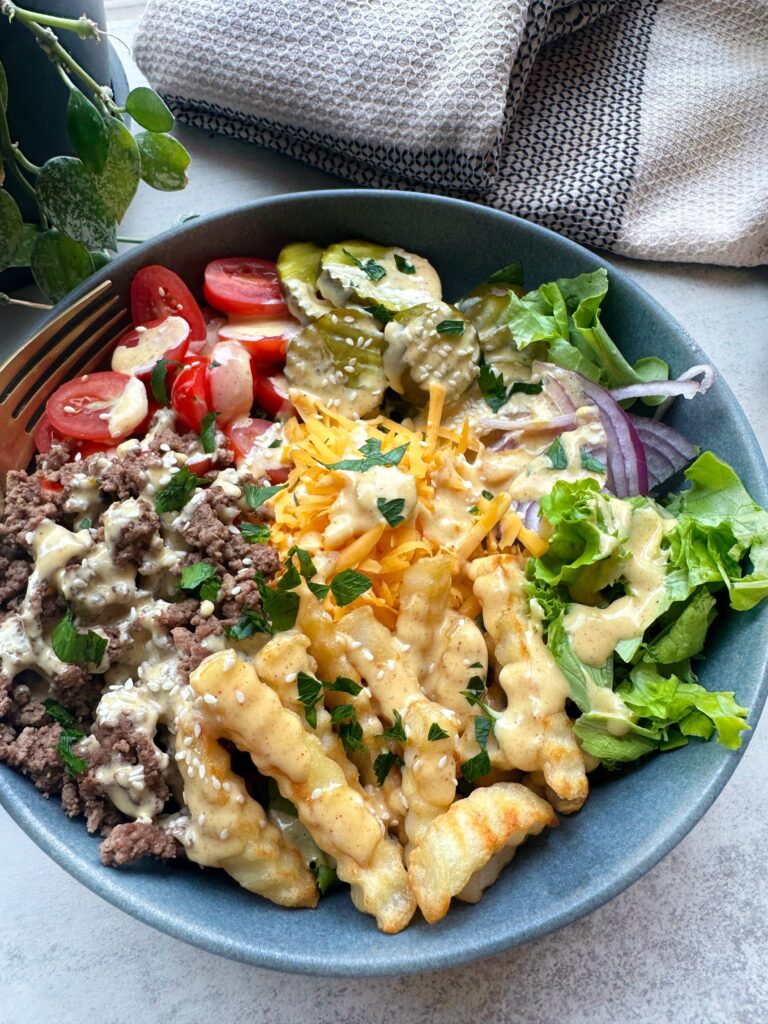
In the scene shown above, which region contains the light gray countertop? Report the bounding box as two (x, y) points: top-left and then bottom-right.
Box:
(1, 26), (767, 1024)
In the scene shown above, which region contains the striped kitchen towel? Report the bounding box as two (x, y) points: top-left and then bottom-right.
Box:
(134, 0), (768, 267)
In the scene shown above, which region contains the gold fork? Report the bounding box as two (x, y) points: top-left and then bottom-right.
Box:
(0, 280), (131, 479)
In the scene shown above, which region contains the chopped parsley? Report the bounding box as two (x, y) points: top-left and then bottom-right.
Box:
(373, 751), (403, 786)
(461, 715), (494, 782)
(239, 521), (271, 544)
(509, 380), (543, 396)
(469, 505), (480, 516)
(364, 303), (395, 324)
(78, 517), (91, 531)
(465, 674), (485, 697)
(257, 571), (300, 633)
(381, 710), (407, 744)
(376, 496), (406, 527)
(243, 482), (286, 509)
(545, 436), (567, 470)
(435, 319), (465, 335)
(330, 569), (372, 606)
(478, 362), (509, 414)
(154, 465), (207, 514)
(339, 714), (365, 753)
(324, 438), (408, 473)
(580, 447), (606, 473)
(150, 358), (179, 407)
(428, 722), (449, 742)
(200, 411), (217, 454)
(268, 439), (282, 448)
(330, 703), (356, 725)
(285, 545), (331, 601)
(343, 248), (387, 282)
(178, 561), (217, 592)
(44, 700), (87, 776)
(297, 671), (363, 728)
(394, 253), (416, 275)
(51, 608), (107, 666)
(481, 490), (494, 501)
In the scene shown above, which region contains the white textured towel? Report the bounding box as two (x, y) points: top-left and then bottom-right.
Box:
(134, 0), (768, 266)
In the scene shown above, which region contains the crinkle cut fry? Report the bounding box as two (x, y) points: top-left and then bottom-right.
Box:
(401, 700), (457, 856)
(420, 609), (488, 731)
(469, 555), (588, 812)
(190, 651), (415, 933)
(407, 783), (557, 924)
(395, 554), (452, 684)
(175, 709), (318, 908)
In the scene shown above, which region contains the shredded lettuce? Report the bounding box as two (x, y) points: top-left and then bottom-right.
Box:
(665, 452), (768, 610)
(504, 269), (669, 389)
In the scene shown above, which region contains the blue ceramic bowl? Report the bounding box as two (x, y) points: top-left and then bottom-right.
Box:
(2, 190), (767, 975)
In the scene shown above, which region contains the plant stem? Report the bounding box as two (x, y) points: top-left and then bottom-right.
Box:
(0, 293), (53, 310)
(117, 235), (144, 244)
(7, 4), (117, 111)
(3, 2), (99, 39)
(0, 101), (39, 205)
(12, 145), (40, 175)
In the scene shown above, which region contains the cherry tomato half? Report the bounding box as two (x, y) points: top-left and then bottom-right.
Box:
(254, 372), (295, 420)
(33, 414), (114, 458)
(207, 342), (254, 425)
(131, 265), (207, 341)
(111, 316), (190, 380)
(171, 359), (211, 432)
(203, 258), (288, 318)
(47, 372), (148, 443)
(218, 315), (300, 367)
(224, 417), (273, 461)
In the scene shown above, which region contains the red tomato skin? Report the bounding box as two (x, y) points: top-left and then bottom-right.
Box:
(203, 258), (288, 318)
(254, 373), (296, 420)
(131, 266), (207, 341)
(171, 360), (211, 432)
(267, 465), (291, 484)
(187, 454), (214, 477)
(224, 417), (273, 460)
(46, 371), (139, 443)
(34, 413), (115, 458)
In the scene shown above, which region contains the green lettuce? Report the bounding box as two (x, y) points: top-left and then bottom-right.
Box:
(666, 452), (768, 610)
(504, 269), (668, 389)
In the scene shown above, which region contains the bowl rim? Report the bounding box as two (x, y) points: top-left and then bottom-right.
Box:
(2, 187), (767, 976)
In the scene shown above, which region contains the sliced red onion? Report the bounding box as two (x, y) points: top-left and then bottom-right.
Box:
(627, 413), (697, 491)
(481, 411), (578, 439)
(609, 364), (715, 405)
(512, 499), (542, 532)
(578, 377), (648, 497)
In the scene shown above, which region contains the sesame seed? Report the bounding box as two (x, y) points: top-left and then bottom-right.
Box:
(186, 767), (194, 778)
(376, 669), (385, 681)
(74, 451), (82, 462)
(362, 649), (374, 662)
(198, 813), (206, 826)
(285, 672), (297, 683)
(203, 693), (217, 705)
(158, 286), (165, 297)
(438, 755), (448, 768)
(183, 736), (193, 747)
(310, 787), (323, 800)
(160, 443), (170, 452)
(235, 689), (245, 704)
(198, 764), (205, 779)
(193, 722), (201, 738)
(427, 661), (436, 674)
(235, 793), (245, 804)
(219, 828), (229, 840)
(242, 557), (253, 566)
(212, 777), (222, 791)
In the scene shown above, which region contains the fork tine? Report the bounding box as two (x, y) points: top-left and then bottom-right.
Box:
(0, 292), (123, 408)
(17, 307), (131, 426)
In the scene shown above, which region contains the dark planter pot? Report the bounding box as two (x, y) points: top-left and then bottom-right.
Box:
(0, 0), (128, 289)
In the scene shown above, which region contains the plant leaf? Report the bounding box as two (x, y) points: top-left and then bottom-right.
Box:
(30, 229), (94, 302)
(0, 189), (23, 270)
(7, 223), (40, 268)
(125, 87), (174, 133)
(37, 156), (116, 250)
(96, 117), (141, 222)
(66, 89), (109, 175)
(136, 131), (190, 191)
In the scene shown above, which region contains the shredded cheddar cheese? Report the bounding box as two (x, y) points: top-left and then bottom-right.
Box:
(266, 388), (549, 623)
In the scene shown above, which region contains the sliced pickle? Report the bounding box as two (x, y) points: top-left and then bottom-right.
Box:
(284, 307), (386, 418)
(383, 302), (479, 405)
(276, 241), (333, 323)
(317, 240), (442, 311)
(458, 281), (544, 372)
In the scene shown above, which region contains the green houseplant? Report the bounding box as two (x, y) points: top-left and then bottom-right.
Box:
(0, 0), (190, 303)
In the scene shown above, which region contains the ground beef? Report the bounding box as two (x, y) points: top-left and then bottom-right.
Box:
(88, 712), (170, 807)
(49, 665), (100, 719)
(146, 429), (200, 456)
(99, 448), (162, 500)
(112, 497), (161, 567)
(182, 487), (280, 580)
(170, 625), (215, 676)
(0, 556), (32, 605)
(154, 598), (199, 630)
(20, 579), (64, 628)
(0, 470), (65, 552)
(60, 778), (124, 835)
(35, 441), (76, 475)
(7, 684), (49, 730)
(0, 670), (12, 719)
(2, 723), (66, 795)
(219, 573), (263, 618)
(100, 821), (181, 866)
